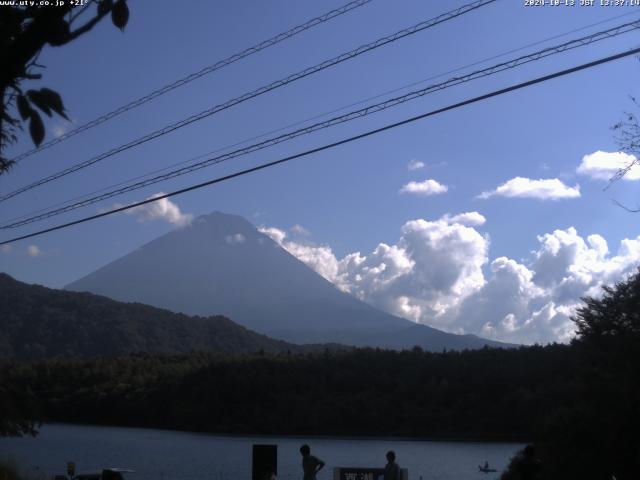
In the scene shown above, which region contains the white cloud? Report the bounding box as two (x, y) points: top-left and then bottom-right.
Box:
(478, 177), (580, 200)
(407, 159), (426, 171)
(290, 224), (310, 236)
(1, 244), (11, 254)
(258, 226), (287, 245)
(27, 245), (41, 257)
(225, 233), (245, 244)
(337, 218), (488, 327)
(440, 211), (486, 226)
(455, 227), (640, 344)
(399, 179), (448, 196)
(261, 215), (489, 331)
(258, 226), (340, 283)
(283, 242), (341, 283)
(577, 151), (640, 181)
(117, 193), (193, 227)
(260, 216), (640, 345)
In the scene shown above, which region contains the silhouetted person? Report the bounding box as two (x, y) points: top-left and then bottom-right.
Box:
(383, 451), (401, 480)
(300, 444), (324, 480)
(517, 445), (541, 480)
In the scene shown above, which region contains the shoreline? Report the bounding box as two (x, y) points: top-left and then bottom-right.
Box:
(39, 421), (529, 445)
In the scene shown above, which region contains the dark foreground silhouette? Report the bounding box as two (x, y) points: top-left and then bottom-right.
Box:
(2, 271), (640, 479)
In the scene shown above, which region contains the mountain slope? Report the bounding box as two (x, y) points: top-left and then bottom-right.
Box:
(0, 273), (300, 361)
(67, 212), (510, 350)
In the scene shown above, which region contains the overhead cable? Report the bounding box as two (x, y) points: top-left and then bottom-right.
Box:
(5, 7), (633, 228)
(2, 45), (639, 245)
(0, 0), (497, 203)
(9, 0), (375, 164)
(2, 19), (638, 229)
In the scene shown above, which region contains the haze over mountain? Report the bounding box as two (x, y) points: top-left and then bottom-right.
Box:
(67, 212), (510, 350)
(0, 272), (300, 361)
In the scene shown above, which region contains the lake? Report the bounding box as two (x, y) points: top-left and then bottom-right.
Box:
(0, 424), (523, 480)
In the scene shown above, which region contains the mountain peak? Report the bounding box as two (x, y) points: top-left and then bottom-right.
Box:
(197, 210), (252, 224)
(192, 211), (256, 231)
(67, 212), (509, 350)
(170, 211), (262, 246)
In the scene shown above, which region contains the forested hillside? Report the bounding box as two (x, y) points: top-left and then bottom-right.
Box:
(1, 345), (572, 439)
(0, 273), (301, 360)
(2, 271), (639, 479)
(1, 335), (637, 479)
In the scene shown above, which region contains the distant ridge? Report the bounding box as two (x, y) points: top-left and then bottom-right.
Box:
(0, 272), (302, 361)
(66, 212), (512, 351)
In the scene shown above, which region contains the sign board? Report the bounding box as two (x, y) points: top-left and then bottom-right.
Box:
(333, 467), (408, 480)
(252, 444), (277, 480)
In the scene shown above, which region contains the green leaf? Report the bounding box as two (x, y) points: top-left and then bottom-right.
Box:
(98, 0), (113, 16)
(39, 88), (69, 120)
(27, 90), (52, 117)
(29, 110), (45, 147)
(111, 0), (129, 31)
(16, 95), (32, 121)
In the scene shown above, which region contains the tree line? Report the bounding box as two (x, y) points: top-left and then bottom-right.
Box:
(2, 271), (640, 479)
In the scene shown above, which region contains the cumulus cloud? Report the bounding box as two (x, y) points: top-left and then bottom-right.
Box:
(258, 226), (340, 283)
(399, 179), (448, 196)
(290, 224), (310, 236)
(577, 151), (640, 181)
(261, 215), (489, 330)
(258, 226), (287, 245)
(27, 245), (41, 257)
(225, 233), (245, 244)
(339, 218), (488, 327)
(407, 159), (426, 171)
(478, 177), (580, 200)
(117, 193), (193, 227)
(283, 242), (341, 283)
(260, 216), (640, 344)
(453, 227), (640, 344)
(439, 211), (486, 226)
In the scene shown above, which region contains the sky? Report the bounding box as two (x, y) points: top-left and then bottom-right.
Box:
(2, 0), (640, 344)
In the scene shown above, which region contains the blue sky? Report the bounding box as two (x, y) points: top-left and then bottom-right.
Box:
(2, 0), (640, 343)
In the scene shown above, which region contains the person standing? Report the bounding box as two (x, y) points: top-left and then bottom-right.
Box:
(300, 444), (325, 480)
(383, 451), (402, 480)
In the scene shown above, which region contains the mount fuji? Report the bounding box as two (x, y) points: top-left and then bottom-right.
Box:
(67, 212), (510, 350)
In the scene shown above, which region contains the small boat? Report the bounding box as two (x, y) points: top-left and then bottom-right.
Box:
(478, 464), (497, 473)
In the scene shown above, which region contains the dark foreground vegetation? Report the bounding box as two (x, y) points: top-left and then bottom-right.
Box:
(0, 273), (305, 360)
(1, 344), (575, 438)
(2, 272), (640, 479)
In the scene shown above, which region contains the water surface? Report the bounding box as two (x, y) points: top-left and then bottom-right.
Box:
(0, 424), (522, 480)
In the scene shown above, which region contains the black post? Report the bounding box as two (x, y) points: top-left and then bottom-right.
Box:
(252, 444), (277, 480)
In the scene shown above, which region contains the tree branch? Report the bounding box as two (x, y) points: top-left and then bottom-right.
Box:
(65, 10), (110, 43)
(69, 2), (94, 25)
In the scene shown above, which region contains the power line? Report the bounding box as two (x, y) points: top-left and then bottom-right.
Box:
(3, 19), (638, 230)
(4, 9), (633, 228)
(9, 0), (375, 164)
(2, 45), (638, 246)
(4, 19), (637, 228)
(0, 0), (497, 204)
